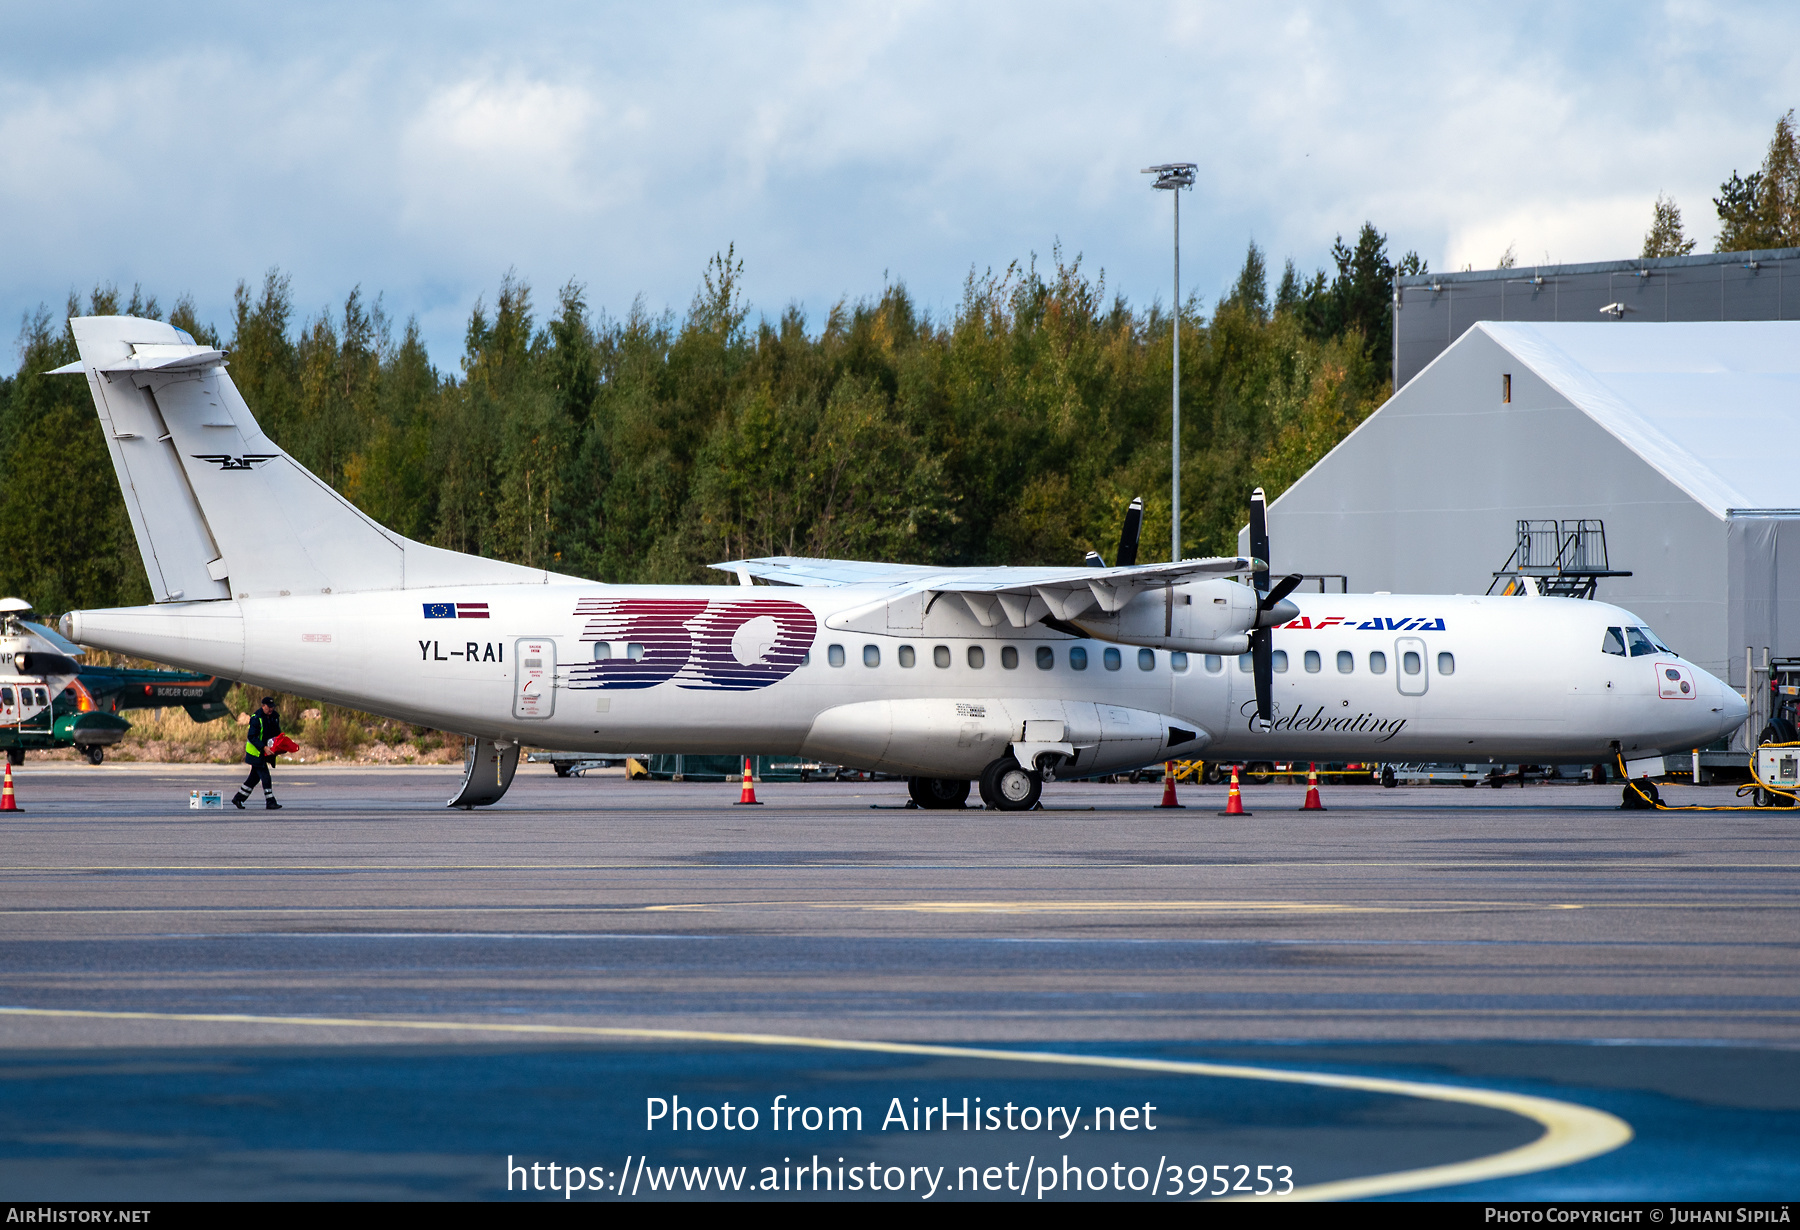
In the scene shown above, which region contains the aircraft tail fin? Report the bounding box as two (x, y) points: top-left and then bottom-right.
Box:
(61, 316), (555, 602)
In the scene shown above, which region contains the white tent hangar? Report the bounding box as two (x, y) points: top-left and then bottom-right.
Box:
(1253, 321), (1800, 699)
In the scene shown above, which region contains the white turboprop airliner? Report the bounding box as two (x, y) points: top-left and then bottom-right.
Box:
(51, 316), (1745, 809)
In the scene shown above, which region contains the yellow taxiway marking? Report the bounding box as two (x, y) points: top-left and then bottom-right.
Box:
(0, 1005), (1629, 1202)
(651, 899), (1584, 915)
(2, 860), (1798, 872)
(0, 899), (1583, 917)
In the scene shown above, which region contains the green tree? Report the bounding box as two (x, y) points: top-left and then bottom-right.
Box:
(1642, 193), (1697, 258)
(1715, 110), (1800, 251)
(1219, 241), (1269, 322)
(1294, 222), (1422, 385)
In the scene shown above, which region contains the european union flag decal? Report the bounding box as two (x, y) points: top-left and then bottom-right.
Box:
(422, 602), (490, 619)
(423, 602), (457, 619)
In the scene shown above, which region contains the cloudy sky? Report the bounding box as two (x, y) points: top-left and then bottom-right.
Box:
(3, 1), (1796, 372)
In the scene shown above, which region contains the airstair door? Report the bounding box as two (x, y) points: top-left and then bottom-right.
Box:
(514, 639), (556, 719)
(1395, 637), (1429, 696)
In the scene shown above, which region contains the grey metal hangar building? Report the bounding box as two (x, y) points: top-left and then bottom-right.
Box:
(1254, 319), (1800, 727)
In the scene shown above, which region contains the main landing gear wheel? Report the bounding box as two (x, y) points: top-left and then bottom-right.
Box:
(1380, 765), (1396, 789)
(1621, 780), (1662, 810)
(907, 777), (971, 810)
(5, 748), (20, 767)
(81, 745), (104, 765)
(978, 758), (1042, 811)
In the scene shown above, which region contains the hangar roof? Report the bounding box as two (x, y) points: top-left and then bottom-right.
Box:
(1476, 321), (1800, 518)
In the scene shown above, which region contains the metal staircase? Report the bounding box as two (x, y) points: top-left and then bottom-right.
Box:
(1487, 519), (1632, 599)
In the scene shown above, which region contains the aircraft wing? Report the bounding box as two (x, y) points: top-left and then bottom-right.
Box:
(709, 557), (945, 587)
(712, 554), (1259, 627)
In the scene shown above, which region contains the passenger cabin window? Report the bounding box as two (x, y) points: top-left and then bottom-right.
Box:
(1369, 651), (1388, 674)
(0, 687), (11, 705)
(1171, 652), (1189, 672)
(863, 645), (881, 667)
(1402, 650), (1422, 675)
(1625, 628), (1658, 658)
(1204, 654), (1222, 673)
(593, 641), (611, 661)
(1036, 647), (1054, 670)
(933, 645), (951, 668)
(1069, 646), (1088, 670)
(828, 644), (846, 667)
(967, 646), (985, 669)
(1001, 646), (1019, 669)
(1602, 627), (1627, 656)
(1238, 653), (1253, 673)
(1437, 651), (1455, 675)
(1304, 650), (1321, 673)
(801, 651), (811, 666)
(1140, 648), (1157, 671)
(898, 645), (916, 668)
(1336, 650), (1354, 674)
(1271, 650), (1288, 672)
(1103, 647), (1121, 671)
(626, 644), (644, 660)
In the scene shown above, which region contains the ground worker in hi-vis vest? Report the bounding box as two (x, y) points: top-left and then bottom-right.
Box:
(232, 697), (284, 810)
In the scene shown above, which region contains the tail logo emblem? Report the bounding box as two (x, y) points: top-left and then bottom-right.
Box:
(191, 454), (277, 470)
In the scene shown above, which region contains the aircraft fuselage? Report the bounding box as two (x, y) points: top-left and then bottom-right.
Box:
(64, 581), (1745, 777)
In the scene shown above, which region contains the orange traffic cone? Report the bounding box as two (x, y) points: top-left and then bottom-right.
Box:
(1218, 765), (1250, 816)
(1156, 760), (1184, 808)
(0, 760), (18, 811)
(1301, 763), (1326, 811)
(735, 756), (762, 805)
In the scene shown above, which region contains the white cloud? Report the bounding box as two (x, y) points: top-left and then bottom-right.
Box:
(2, 1), (1798, 370)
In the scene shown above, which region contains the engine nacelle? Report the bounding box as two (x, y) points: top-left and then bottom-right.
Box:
(1071, 577), (1258, 655)
(801, 697), (1209, 778)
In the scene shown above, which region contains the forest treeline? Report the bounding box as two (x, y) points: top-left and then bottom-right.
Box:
(0, 228), (1411, 617)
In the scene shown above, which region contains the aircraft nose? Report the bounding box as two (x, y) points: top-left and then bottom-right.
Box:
(1711, 669), (1749, 736)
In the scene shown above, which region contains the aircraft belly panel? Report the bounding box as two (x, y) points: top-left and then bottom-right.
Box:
(802, 697), (1188, 777)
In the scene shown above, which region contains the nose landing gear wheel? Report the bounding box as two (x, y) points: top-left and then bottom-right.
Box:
(81, 745), (104, 765)
(978, 758), (1042, 811)
(907, 777), (972, 809)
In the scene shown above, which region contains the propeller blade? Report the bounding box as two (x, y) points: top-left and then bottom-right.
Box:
(1116, 496), (1143, 568)
(1262, 572), (1304, 609)
(1252, 627), (1273, 730)
(1249, 487), (1270, 594)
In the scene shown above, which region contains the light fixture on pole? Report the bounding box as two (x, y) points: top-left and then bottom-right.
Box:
(1143, 161), (1196, 562)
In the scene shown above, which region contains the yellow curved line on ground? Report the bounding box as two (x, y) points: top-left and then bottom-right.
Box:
(645, 899), (1582, 915)
(0, 1006), (1629, 1201)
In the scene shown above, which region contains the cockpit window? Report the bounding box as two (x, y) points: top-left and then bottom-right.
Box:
(1625, 627), (1659, 657)
(1602, 627), (1627, 656)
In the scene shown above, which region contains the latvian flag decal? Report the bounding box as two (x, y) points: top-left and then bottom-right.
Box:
(422, 602), (490, 619)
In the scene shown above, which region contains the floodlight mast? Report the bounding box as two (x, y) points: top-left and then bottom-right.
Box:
(1143, 162), (1196, 562)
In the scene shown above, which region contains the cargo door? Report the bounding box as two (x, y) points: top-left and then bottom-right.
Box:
(514, 639), (556, 719)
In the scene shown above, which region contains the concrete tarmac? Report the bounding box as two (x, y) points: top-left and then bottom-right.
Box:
(0, 763), (1796, 1199)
